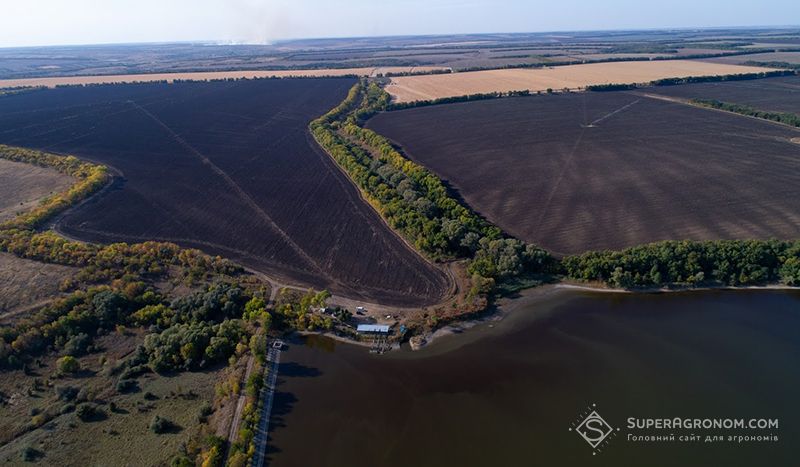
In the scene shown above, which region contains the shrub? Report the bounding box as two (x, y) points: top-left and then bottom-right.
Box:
(171, 455), (194, 467)
(75, 402), (104, 422)
(63, 333), (91, 357)
(56, 355), (80, 374)
(55, 385), (79, 401)
(20, 446), (41, 462)
(198, 403), (213, 423)
(150, 415), (178, 434)
(116, 378), (139, 393)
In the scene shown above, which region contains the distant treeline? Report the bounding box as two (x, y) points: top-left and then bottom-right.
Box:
(563, 239), (800, 288)
(650, 70), (795, 86)
(585, 70), (795, 92)
(386, 90), (535, 110)
(691, 98), (800, 127)
(742, 60), (800, 70)
(584, 83), (639, 92)
(45, 74), (360, 90)
(381, 69), (453, 77)
(311, 80), (552, 297)
(449, 48), (789, 73)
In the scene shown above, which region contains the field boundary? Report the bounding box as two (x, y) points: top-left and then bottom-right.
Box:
(307, 129), (458, 302)
(635, 92), (800, 131)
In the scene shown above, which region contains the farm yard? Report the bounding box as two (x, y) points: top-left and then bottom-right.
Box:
(384, 60), (776, 102)
(0, 78), (449, 306)
(368, 91), (800, 255)
(646, 74), (800, 113)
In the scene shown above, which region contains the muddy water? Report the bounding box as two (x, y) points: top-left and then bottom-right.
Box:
(264, 289), (800, 467)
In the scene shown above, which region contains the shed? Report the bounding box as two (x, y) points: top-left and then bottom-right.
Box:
(356, 324), (390, 334)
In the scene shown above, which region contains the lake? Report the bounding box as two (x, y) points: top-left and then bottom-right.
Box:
(264, 288), (800, 467)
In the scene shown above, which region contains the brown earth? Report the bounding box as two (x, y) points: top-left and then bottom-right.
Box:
(0, 159), (73, 222)
(367, 91), (800, 255)
(385, 60), (778, 102)
(645, 74), (800, 114)
(0, 253), (76, 319)
(0, 78), (449, 307)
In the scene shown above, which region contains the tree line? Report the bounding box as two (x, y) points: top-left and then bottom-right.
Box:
(691, 98), (800, 127)
(586, 70), (795, 92)
(310, 80), (553, 299)
(562, 239), (800, 289)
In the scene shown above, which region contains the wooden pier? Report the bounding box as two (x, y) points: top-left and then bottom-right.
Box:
(252, 341), (282, 467)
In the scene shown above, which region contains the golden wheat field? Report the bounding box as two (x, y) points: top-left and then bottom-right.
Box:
(386, 60), (777, 102)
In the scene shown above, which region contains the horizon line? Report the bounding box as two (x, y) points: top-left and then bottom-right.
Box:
(1, 23), (798, 50)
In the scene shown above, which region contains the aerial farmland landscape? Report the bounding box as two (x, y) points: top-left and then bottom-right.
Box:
(1, 2), (800, 467)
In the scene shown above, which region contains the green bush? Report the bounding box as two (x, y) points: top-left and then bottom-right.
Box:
(55, 385), (78, 401)
(57, 356), (80, 374)
(150, 415), (178, 434)
(75, 402), (104, 422)
(116, 378), (139, 393)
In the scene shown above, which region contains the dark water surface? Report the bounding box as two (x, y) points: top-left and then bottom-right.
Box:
(265, 289), (800, 467)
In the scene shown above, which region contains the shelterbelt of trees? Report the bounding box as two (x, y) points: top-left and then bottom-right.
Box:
(743, 61), (800, 71)
(585, 70), (794, 91)
(691, 98), (800, 127)
(310, 80), (554, 298)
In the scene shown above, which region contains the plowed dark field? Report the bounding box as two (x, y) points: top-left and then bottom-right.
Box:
(646, 75), (800, 113)
(368, 92), (800, 255)
(0, 79), (448, 306)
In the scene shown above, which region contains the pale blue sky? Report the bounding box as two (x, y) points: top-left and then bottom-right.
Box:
(1, 0), (798, 47)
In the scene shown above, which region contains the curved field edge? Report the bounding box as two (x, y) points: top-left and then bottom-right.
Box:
(311, 81), (800, 308)
(0, 146), (353, 466)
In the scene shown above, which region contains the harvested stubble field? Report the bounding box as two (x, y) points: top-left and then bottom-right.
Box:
(0, 66), (447, 90)
(368, 92), (800, 255)
(0, 158), (73, 222)
(646, 74), (800, 114)
(385, 60), (776, 102)
(0, 78), (448, 306)
(0, 253), (76, 318)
